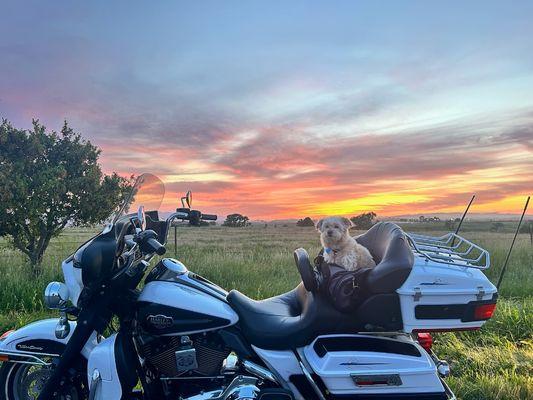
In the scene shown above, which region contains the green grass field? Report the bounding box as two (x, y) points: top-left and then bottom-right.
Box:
(0, 225), (531, 399)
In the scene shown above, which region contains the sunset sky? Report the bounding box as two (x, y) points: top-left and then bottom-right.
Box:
(1, 1), (532, 219)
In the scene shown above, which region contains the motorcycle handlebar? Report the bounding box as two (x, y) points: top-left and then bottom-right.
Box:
(173, 209), (217, 221)
(135, 230), (166, 255)
(146, 237), (166, 255)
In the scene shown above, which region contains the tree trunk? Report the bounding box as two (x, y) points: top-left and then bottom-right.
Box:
(28, 249), (44, 276)
(28, 234), (52, 276)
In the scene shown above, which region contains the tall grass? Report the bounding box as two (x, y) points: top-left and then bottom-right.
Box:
(0, 225), (531, 399)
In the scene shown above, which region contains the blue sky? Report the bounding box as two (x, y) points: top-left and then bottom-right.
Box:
(1, 1), (532, 218)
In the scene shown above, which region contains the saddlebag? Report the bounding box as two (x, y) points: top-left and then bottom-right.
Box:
(314, 255), (373, 313)
(303, 334), (447, 398)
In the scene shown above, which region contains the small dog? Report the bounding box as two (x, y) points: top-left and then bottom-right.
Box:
(317, 216), (376, 271)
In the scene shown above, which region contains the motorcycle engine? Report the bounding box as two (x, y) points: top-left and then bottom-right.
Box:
(137, 332), (231, 378)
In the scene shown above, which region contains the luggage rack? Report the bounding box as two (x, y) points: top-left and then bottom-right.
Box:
(406, 232), (490, 270)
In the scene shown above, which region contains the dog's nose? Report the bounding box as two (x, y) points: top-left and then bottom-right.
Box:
(327, 230), (333, 236)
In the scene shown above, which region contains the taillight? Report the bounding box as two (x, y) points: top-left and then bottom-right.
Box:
(416, 332), (433, 352)
(473, 303), (496, 320)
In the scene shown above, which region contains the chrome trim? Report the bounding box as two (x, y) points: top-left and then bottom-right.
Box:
(221, 353), (239, 374)
(407, 232), (490, 270)
(160, 375), (225, 381)
(181, 375), (259, 399)
(437, 361), (451, 378)
(298, 361), (326, 400)
(242, 359), (278, 383)
(0, 349), (58, 366)
(440, 377), (457, 400)
(44, 281), (69, 309)
(55, 313), (71, 339)
(89, 369), (102, 400)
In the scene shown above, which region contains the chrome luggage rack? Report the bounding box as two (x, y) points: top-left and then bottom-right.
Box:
(406, 232), (490, 270)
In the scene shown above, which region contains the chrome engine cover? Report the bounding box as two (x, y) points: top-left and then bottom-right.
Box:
(185, 376), (259, 400)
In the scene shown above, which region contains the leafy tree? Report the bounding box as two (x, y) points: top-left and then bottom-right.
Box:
(296, 217), (315, 227)
(0, 119), (132, 272)
(350, 212), (377, 230)
(222, 213), (250, 227)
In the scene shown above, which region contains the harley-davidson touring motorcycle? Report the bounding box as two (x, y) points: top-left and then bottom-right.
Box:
(0, 174), (498, 400)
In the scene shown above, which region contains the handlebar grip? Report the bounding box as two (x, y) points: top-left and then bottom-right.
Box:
(202, 214), (217, 221)
(146, 237), (166, 255)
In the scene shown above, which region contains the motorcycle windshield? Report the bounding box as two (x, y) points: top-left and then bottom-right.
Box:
(113, 173), (166, 223)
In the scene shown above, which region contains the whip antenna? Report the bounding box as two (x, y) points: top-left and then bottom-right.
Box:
(496, 196), (530, 290)
(455, 195), (476, 236)
(451, 195), (475, 246)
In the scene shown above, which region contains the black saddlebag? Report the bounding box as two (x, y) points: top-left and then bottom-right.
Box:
(314, 255), (374, 313)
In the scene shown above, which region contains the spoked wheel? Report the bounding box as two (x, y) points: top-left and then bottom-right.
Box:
(0, 359), (87, 400)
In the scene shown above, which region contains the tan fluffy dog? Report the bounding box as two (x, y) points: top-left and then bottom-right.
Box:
(316, 216), (376, 271)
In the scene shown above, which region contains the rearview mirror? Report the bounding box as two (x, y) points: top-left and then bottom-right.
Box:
(181, 190), (192, 209)
(137, 205), (146, 230)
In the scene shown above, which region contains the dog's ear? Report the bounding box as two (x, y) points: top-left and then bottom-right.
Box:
(341, 217), (353, 229)
(316, 219), (323, 231)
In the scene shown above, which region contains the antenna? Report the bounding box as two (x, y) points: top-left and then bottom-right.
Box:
(451, 194), (475, 247)
(455, 195), (476, 236)
(496, 196), (530, 290)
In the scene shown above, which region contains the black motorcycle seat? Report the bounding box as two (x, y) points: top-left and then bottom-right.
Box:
(227, 284), (359, 349)
(227, 222), (413, 349)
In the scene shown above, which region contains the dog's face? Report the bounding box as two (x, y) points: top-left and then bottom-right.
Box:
(316, 216), (353, 246)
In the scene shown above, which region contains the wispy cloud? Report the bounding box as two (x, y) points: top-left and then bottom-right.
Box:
(1, 1), (532, 218)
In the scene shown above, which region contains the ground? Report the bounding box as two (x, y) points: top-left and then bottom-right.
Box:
(0, 224), (531, 399)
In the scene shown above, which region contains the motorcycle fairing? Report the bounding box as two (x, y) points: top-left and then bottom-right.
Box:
(0, 318), (99, 360)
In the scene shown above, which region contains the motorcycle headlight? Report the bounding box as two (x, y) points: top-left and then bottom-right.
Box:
(44, 282), (70, 309)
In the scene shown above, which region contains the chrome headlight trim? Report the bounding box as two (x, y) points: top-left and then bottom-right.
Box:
(44, 282), (70, 309)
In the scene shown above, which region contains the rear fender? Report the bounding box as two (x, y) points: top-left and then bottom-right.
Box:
(0, 318), (99, 360)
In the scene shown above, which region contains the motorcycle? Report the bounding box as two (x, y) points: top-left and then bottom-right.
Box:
(0, 173), (498, 400)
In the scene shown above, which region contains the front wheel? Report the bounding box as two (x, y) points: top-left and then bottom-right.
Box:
(0, 359), (87, 400)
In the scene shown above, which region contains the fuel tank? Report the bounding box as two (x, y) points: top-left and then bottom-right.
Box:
(137, 258), (239, 335)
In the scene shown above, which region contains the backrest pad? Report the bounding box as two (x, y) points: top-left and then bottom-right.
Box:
(355, 222), (414, 294)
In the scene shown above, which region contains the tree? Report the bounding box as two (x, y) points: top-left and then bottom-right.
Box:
(296, 217), (315, 227)
(222, 213), (250, 227)
(350, 212), (377, 230)
(0, 119), (132, 272)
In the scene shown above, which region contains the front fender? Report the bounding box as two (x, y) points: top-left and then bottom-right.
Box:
(0, 318), (99, 360)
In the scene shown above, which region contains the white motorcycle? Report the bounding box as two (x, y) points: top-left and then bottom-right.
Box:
(0, 174), (498, 400)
